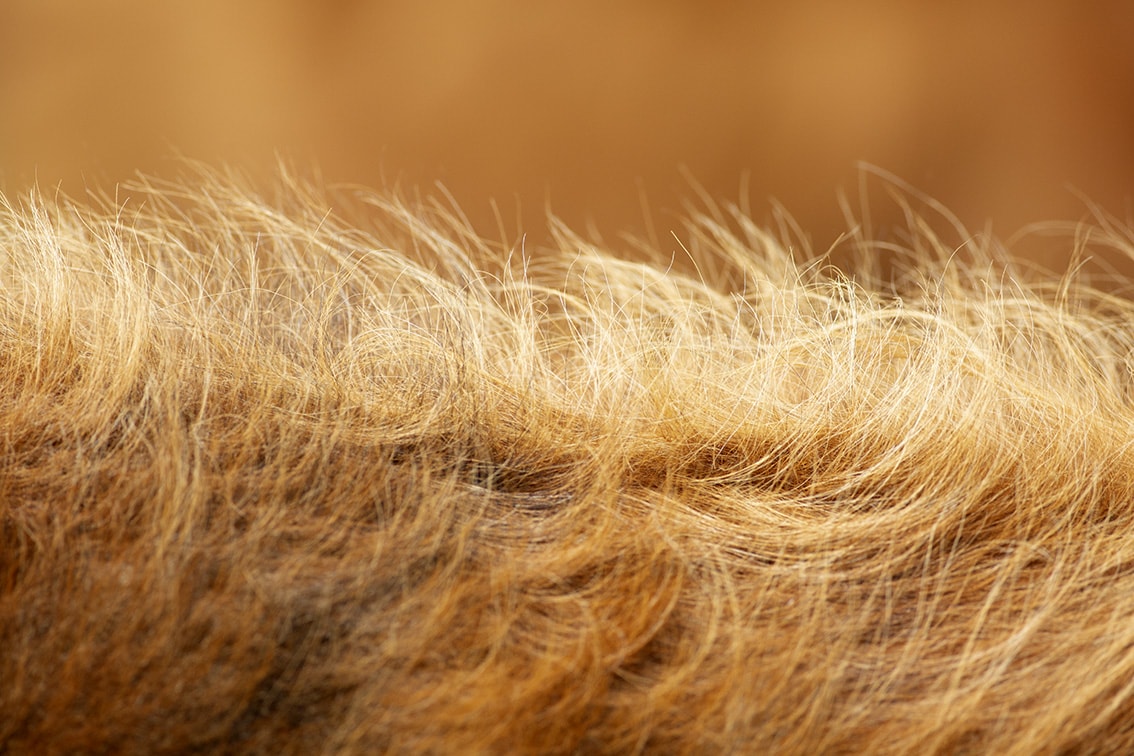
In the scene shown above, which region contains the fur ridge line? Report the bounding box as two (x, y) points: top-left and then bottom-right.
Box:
(3, 169), (1134, 753)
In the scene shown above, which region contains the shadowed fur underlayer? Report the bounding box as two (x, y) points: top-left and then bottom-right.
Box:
(4, 169), (1134, 753)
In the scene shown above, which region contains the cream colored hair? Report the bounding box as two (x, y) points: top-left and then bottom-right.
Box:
(4, 166), (1134, 753)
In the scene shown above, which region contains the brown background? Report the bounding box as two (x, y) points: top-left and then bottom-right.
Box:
(2, 0), (1133, 264)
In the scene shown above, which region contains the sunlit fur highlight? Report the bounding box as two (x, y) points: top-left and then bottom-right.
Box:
(5, 167), (1134, 754)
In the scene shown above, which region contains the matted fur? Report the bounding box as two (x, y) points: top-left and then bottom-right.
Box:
(4, 167), (1134, 754)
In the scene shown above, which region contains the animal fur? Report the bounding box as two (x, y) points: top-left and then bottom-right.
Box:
(4, 166), (1134, 754)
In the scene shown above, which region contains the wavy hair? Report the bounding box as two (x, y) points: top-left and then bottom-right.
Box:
(4, 167), (1134, 753)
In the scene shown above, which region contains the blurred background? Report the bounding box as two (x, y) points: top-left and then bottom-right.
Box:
(2, 0), (1133, 266)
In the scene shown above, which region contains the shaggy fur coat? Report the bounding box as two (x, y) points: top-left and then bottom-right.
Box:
(4, 167), (1134, 753)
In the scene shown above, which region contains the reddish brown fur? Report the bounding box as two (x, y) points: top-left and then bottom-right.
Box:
(4, 167), (1134, 753)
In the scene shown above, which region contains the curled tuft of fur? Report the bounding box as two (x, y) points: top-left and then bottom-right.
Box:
(4, 166), (1134, 753)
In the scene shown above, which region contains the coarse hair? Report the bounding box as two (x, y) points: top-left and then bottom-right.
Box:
(4, 165), (1134, 754)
